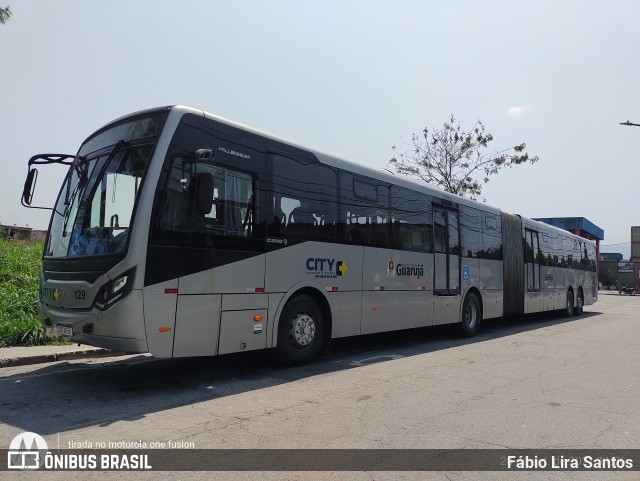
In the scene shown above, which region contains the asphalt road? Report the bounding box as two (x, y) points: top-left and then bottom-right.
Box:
(1, 292), (638, 480)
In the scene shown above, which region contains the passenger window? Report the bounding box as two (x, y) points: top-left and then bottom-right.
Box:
(339, 173), (391, 247)
(353, 179), (378, 200)
(460, 206), (482, 258)
(202, 168), (253, 237)
(434, 209), (447, 254)
(390, 186), (431, 252)
(269, 155), (338, 241)
(158, 156), (254, 240)
(540, 233), (552, 266)
(482, 211), (503, 260)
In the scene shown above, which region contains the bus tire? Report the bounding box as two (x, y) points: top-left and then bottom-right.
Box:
(563, 290), (574, 318)
(574, 291), (584, 315)
(459, 293), (481, 337)
(276, 294), (324, 365)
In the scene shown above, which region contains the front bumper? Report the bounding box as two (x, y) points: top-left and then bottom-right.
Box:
(40, 290), (148, 354)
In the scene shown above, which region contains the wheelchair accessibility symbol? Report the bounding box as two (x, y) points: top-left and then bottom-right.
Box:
(462, 266), (470, 281)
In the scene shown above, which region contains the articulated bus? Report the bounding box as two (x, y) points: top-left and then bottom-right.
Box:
(22, 106), (597, 364)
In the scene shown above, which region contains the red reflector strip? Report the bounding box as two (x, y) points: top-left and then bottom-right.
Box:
(374, 286), (385, 291)
(326, 286), (339, 292)
(255, 287), (265, 293)
(419, 286), (427, 291)
(164, 288), (178, 294)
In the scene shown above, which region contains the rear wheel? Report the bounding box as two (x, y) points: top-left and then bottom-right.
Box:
(276, 294), (324, 365)
(574, 291), (584, 315)
(459, 293), (482, 337)
(563, 290), (574, 318)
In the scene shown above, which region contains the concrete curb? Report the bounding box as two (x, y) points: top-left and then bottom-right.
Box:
(0, 348), (123, 368)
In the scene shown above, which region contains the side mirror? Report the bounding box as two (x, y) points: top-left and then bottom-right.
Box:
(22, 168), (38, 206)
(194, 149), (214, 163)
(195, 172), (213, 215)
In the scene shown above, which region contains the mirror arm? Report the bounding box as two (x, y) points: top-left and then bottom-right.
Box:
(21, 153), (76, 210)
(28, 153), (76, 167)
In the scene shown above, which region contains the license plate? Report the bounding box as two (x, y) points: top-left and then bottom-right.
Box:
(56, 323), (73, 336)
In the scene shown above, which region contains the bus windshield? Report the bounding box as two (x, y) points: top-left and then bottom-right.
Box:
(45, 115), (165, 258)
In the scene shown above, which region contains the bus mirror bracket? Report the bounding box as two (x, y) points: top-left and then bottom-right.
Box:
(22, 153), (75, 210)
(194, 149), (214, 163)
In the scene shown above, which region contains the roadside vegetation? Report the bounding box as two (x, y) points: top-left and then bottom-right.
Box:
(0, 238), (59, 347)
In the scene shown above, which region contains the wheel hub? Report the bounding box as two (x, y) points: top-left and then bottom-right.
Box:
(464, 303), (477, 329)
(290, 313), (316, 347)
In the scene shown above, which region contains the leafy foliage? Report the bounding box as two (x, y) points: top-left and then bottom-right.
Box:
(0, 6), (11, 24)
(390, 115), (538, 201)
(598, 269), (616, 289)
(0, 239), (58, 346)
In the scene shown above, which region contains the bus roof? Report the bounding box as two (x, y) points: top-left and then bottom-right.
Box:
(89, 105), (595, 243)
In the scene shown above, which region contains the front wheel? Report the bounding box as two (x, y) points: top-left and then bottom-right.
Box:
(458, 293), (482, 337)
(276, 294), (324, 365)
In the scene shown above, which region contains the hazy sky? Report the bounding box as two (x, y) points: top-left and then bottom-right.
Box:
(2, 1), (639, 256)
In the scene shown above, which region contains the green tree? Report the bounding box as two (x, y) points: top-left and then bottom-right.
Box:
(389, 115), (538, 201)
(599, 269), (616, 289)
(0, 6), (11, 24)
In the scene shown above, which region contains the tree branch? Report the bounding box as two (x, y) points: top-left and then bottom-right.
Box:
(389, 116), (538, 201)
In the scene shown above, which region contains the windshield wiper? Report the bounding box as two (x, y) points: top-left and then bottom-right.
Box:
(64, 156), (90, 207)
(61, 140), (129, 236)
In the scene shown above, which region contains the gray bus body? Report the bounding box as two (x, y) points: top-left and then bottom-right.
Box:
(28, 106), (597, 364)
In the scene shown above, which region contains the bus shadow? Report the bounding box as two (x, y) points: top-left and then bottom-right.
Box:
(0, 309), (602, 436)
(325, 309), (602, 366)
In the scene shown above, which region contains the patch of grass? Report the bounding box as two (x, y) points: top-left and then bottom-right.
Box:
(0, 238), (59, 347)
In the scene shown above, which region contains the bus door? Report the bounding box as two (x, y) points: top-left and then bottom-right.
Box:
(524, 229), (543, 313)
(433, 206), (461, 325)
(145, 122), (267, 358)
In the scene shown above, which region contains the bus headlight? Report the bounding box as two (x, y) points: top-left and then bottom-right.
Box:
(94, 267), (136, 311)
